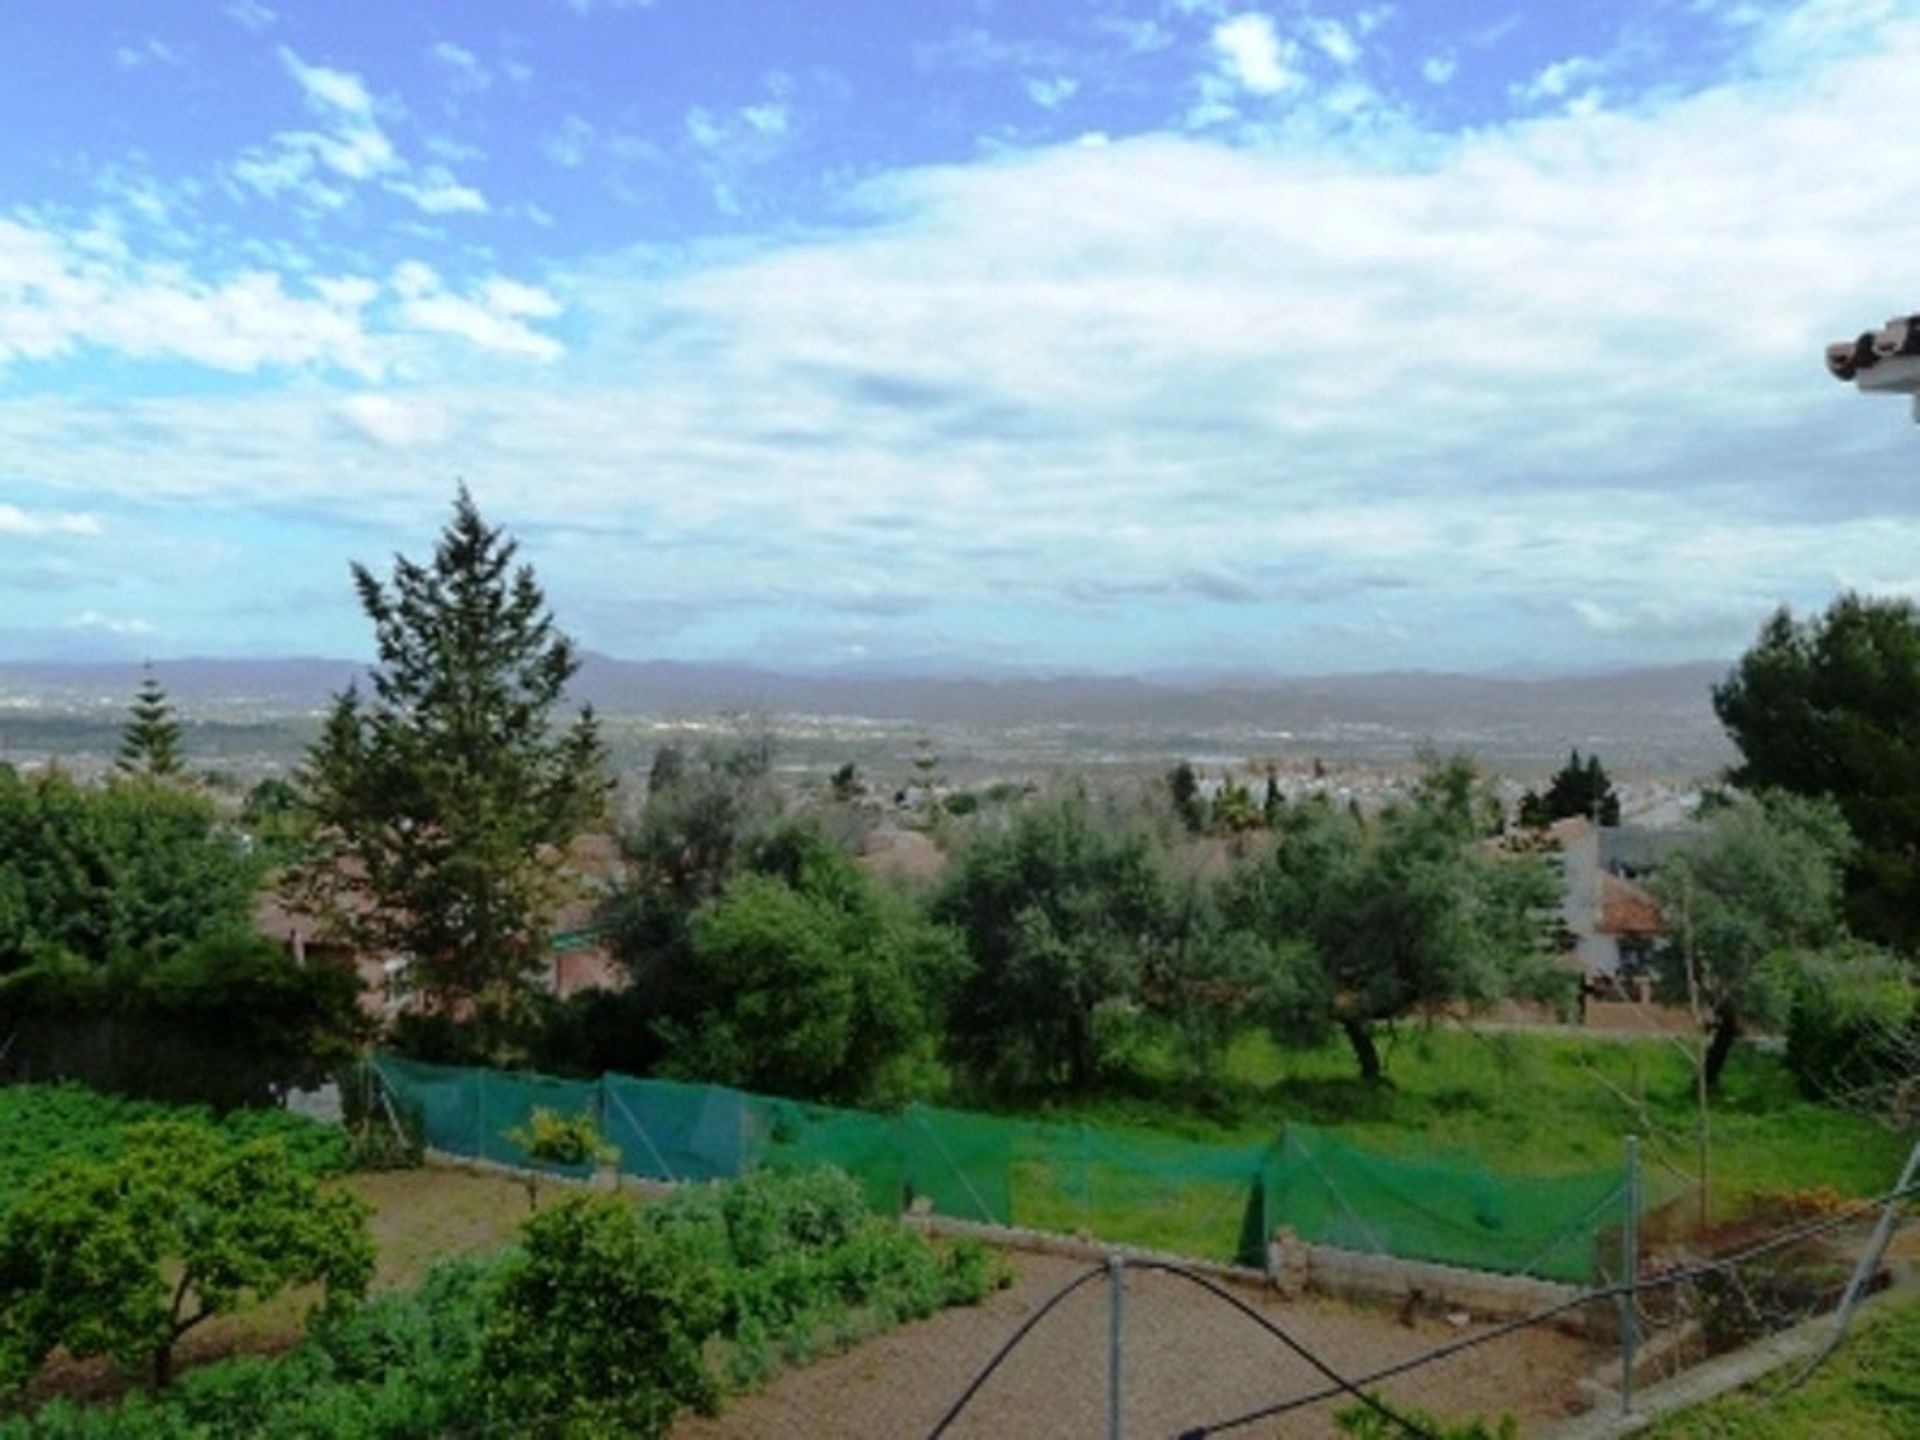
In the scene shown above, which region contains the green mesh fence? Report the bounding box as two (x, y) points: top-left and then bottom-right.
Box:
(1262, 1124), (1627, 1284)
(373, 1056), (1630, 1282)
(1006, 1121), (1277, 1265)
(602, 1072), (749, 1182)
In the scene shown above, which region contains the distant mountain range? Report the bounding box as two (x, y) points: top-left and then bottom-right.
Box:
(0, 654), (1732, 729)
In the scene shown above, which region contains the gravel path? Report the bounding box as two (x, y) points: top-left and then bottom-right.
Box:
(676, 1249), (1596, 1439)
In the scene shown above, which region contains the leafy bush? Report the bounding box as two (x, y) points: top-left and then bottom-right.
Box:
(0, 1166), (1000, 1437)
(1786, 946), (1916, 1105)
(0, 1085), (348, 1210)
(480, 1195), (728, 1439)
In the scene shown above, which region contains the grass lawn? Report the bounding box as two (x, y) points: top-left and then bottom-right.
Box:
(1646, 1291), (1920, 1438)
(1010, 1027), (1911, 1224)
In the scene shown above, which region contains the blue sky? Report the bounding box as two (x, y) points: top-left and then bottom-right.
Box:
(3, 0), (1919, 675)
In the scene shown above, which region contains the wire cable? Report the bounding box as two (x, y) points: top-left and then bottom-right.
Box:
(1125, 1260), (1439, 1440)
(925, 1261), (1106, 1440)
(1183, 1177), (1919, 1436)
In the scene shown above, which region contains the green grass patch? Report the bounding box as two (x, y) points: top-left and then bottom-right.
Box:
(1001, 1027), (1910, 1240)
(1646, 1291), (1920, 1438)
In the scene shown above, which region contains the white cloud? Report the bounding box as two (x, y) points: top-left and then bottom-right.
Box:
(114, 38), (184, 70)
(1422, 52), (1458, 85)
(543, 115), (596, 168)
(0, 504), (100, 538)
(1212, 14), (1303, 96)
(1302, 18), (1361, 67)
(1511, 55), (1603, 106)
(336, 393), (449, 449)
(10, 0), (1920, 671)
(234, 49), (488, 217)
(739, 102), (790, 137)
(387, 167), (489, 215)
(429, 41), (491, 95)
(66, 610), (156, 637)
(0, 216), (384, 375)
(390, 262), (563, 360)
(1025, 76), (1080, 110)
(224, 0), (275, 32)
(278, 46), (375, 119)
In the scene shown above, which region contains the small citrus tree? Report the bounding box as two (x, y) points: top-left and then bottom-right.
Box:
(505, 1107), (620, 1211)
(0, 1122), (371, 1393)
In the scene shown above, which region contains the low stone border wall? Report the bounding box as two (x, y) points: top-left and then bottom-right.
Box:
(908, 1212), (1589, 1332)
(1546, 1274), (1915, 1438)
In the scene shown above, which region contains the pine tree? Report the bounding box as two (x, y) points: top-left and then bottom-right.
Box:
(293, 488), (609, 1030)
(116, 667), (183, 778)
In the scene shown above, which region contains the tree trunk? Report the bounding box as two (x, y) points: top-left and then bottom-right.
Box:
(1703, 1012), (1741, 1090)
(1341, 1018), (1384, 1084)
(150, 1342), (173, 1393)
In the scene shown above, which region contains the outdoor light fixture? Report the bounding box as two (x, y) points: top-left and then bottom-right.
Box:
(1827, 312), (1920, 422)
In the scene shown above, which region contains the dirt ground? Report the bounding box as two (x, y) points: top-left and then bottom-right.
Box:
(675, 1248), (1597, 1440)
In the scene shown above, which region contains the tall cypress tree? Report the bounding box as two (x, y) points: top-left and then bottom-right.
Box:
(293, 488), (610, 1029)
(116, 667), (184, 778)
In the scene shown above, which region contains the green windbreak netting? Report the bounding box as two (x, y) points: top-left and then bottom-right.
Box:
(602, 1073), (748, 1182)
(897, 1106), (1013, 1225)
(1262, 1124), (1626, 1283)
(1008, 1122), (1277, 1265)
(373, 1057), (1629, 1282)
(376, 1057), (602, 1178)
(746, 1096), (907, 1214)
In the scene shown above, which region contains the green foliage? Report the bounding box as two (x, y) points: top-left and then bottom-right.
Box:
(1646, 1290), (1920, 1438)
(506, 1106), (619, 1171)
(0, 769), (258, 981)
(1517, 747), (1620, 828)
(1714, 593), (1920, 950)
(1336, 1398), (1517, 1439)
(0, 1084), (349, 1211)
(642, 1167), (1004, 1392)
(1653, 790), (1852, 1087)
(937, 788), (1174, 1092)
(1220, 762), (1561, 1081)
(1167, 761), (1205, 833)
(0, 1255), (497, 1439)
(293, 487), (610, 1036)
(237, 777), (309, 869)
(503, 1107), (618, 1209)
(607, 736), (780, 949)
(480, 1194), (727, 1439)
(115, 672), (183, 782)
(628, 818), (961, 1106)
(1048, 1028), (1908, 1228)
(1786, 943), (1917, 1107)
(0, 1121), (372, 1394)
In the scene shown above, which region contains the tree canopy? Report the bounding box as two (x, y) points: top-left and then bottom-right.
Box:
(1651, 790), (1851, 1088)
(115, 670), (183, 780)
(1713, 594), (1920, 950)
(1221, 764), (1563, 1081)
(0, 1122), (371, 1394)
(0, 769), (258, 979)
(935, 788), (1173, 1092)
(293, 488), (609, 1035)
(1518, 749), (1621, 829)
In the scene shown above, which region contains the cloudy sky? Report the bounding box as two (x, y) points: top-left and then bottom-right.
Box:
(2, 0), (1918, 675)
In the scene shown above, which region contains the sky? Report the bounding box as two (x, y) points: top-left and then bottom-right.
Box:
(2, 0), (1919, 677)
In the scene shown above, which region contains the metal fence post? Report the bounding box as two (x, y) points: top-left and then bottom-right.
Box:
(1621, 1134), (1639, 1417)
(1107, 1253), (1125, 1440)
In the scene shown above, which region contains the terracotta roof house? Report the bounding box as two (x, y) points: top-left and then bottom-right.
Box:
(1827, 311), (1920, 422)
(255, 833), (624, 1022)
